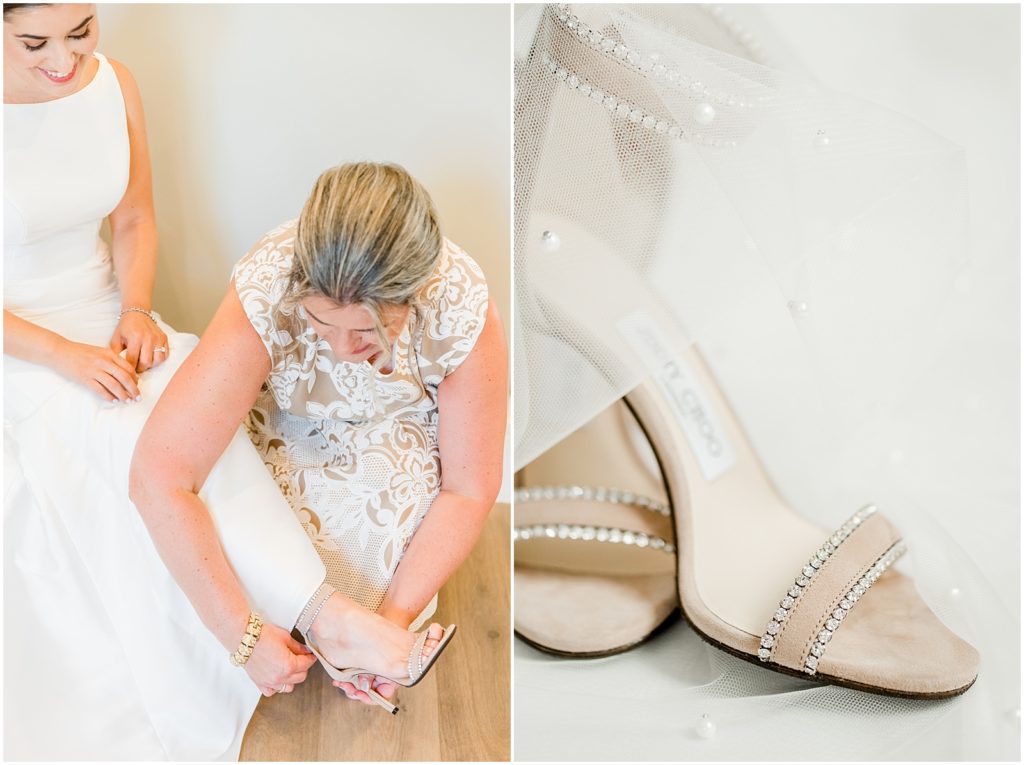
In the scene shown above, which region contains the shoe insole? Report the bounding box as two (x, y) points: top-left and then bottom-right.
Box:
(515, 401), (678, 655)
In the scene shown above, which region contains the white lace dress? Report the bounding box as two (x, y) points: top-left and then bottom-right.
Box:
(4, 53), (325, 761)
(233, 221), (488, 611)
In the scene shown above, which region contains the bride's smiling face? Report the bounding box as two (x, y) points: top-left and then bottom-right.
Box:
(301, 296), (410, 365)
(3, 4), (99, 102)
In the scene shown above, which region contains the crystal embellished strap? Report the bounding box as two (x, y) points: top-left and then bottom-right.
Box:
(514, 485), (674, 553)
(801, 540), (907, 676)
(514, 484), (670, 517)
(757, 505), (877, 663)
(295, 582), (335, 635)
(513, 522), (675, 554)
(407, 629), (430, 682)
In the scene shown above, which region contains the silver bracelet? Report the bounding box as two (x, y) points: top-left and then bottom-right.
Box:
(119, 306), (157, 323)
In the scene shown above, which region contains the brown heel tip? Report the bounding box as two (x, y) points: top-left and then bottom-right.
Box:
(391, 708), (399, 715)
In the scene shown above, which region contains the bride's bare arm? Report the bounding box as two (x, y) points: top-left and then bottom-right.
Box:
(2, 60), (163, 402)
(3, 309), (140, 402)
(129, 285), (315, 693)
(376, 298), (508, 627)
(106, 59), (167, 372)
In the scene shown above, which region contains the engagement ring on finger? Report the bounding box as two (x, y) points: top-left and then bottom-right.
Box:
(154, 345), (168, 354)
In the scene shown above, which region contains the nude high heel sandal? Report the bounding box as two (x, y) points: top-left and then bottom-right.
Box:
(514, 400), (677, 656)
(524, 209), (978, 697)
(305, 625), (457, 714)
(516, 4), (978, 697)
(623, 346), (980, 697)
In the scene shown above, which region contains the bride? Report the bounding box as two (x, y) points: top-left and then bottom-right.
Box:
(3, 4), (458, 759)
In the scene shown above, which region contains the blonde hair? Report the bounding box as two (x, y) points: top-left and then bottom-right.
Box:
(285, 162), (442, 373)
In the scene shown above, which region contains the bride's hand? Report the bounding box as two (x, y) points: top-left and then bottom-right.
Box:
(244, 622), (317, 697)
(109, 311), (169, 372)
(51, 339), (142, 402)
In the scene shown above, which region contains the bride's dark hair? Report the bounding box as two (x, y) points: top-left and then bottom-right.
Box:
(3, 4), (45, 19)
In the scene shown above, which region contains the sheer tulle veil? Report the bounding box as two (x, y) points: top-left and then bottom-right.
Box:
(514, 4), (1014, 759)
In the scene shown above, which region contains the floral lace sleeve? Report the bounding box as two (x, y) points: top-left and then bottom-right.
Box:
(230, 219), (303, 363)
(416, 239), (489, 388)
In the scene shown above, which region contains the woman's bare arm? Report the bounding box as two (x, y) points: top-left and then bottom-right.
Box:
(106, 59), (167, 372)
(129, 286), (314, 692)
(376, 298), (508, 627)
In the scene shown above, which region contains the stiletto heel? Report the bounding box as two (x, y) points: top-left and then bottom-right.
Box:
(362, 687), (399, 715)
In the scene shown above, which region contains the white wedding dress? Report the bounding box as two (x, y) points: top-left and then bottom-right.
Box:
(4, 52), (326, 761)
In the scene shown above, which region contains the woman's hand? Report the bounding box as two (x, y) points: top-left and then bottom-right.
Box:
(245, 622), (317, 697)
(51, 339), (142, 403)
(334, 674), (397, 705)
(109, 311), (169, 372)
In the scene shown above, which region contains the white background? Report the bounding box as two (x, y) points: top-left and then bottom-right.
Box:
(760, 3), (1019, 605)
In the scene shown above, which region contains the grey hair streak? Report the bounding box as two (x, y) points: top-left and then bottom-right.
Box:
(283, 162), (443, 410)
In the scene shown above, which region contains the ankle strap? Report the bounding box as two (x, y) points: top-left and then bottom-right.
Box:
(296, 582), (336, 635)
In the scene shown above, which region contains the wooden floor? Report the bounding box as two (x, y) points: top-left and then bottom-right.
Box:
(240, 503), (510, 762)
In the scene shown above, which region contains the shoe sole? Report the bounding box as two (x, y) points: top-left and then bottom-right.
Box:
(678, 599), (977, 699)
(514, 609), (680, 659)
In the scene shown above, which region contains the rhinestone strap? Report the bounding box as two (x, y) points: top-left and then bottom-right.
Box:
(513, 523), (675, 554)
(295, 582), (335, 635)
(552, 4), (757, 110)
(540, 52), (738, 149)
(407, 629), (430, 682)
(758, 505), (877, 663)
(514, 484), (670, 517)
(801, 540), (907, 675)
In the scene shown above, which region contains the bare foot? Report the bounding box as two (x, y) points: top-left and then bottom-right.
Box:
(334, 624), (445, 704)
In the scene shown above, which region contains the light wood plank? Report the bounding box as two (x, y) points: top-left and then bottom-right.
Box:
(240, 503), (510, 761)
(437, 503), (510, 761)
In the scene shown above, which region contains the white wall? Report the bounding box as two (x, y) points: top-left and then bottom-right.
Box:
(98, 3), (509, 337)
(98, 3), (512, 498)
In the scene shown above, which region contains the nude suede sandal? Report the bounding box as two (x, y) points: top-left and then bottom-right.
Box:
(523, 213), (979, 697)
(514, 400), (678, 657)
(306, 625), (457, 714)
(623, 344), (980, 698)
